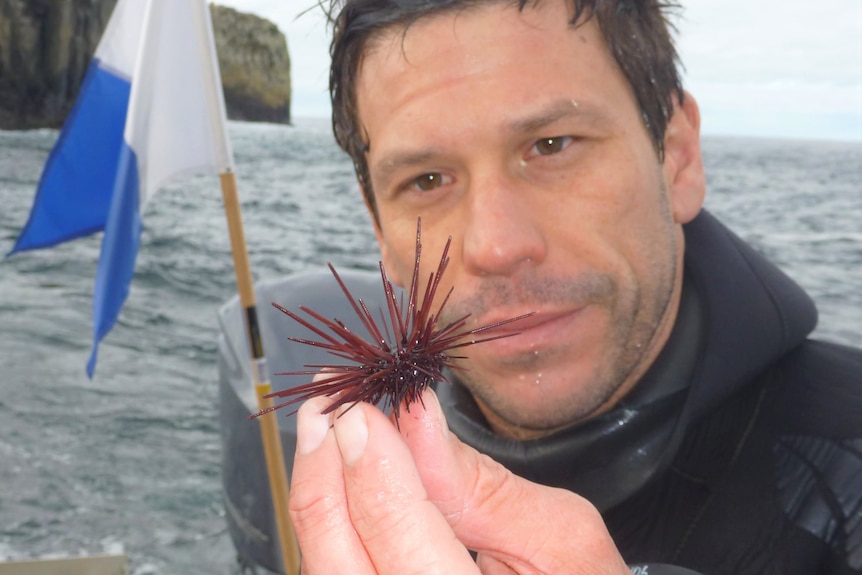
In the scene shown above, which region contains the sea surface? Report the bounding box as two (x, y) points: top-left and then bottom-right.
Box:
(0, 118), (860, 573)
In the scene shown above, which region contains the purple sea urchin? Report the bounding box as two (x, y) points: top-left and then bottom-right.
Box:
(252, 219), (533, 425)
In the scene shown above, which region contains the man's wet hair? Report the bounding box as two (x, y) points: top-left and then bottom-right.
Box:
(325, 0), (684, 219)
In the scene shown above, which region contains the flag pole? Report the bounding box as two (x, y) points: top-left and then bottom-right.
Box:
(220, 168), (301, 574)
(192, 1), (299, 569)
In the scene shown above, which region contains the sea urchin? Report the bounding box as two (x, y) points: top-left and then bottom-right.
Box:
(252, 219), (533, 425)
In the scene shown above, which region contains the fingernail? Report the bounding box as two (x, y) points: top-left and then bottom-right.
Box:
(296, 400), (331, 455)
(423, 388), (449, 439)
(334, 404), (368, 465)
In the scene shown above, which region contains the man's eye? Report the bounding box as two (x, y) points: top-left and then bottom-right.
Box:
(531, 136), (573, 156)
(411, 172), (449, 191)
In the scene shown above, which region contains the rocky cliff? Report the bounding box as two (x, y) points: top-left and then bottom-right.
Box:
(0, 0), (291, 130)
(210, 4), (291, 124)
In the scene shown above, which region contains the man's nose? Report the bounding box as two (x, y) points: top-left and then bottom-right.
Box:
(461, 172), (547, 277)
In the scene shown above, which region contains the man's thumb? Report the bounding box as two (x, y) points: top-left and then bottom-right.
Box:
(398, 389), (629, 574)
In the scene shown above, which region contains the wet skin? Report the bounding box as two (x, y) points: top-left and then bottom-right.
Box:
(356, 1), (705, 439)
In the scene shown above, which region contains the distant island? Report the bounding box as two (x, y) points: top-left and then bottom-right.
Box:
(0, 1), (291, 130)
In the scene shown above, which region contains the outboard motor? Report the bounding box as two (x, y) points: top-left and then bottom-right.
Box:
(217, 268), (393, 573)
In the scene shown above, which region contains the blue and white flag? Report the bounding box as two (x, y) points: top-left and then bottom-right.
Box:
(8, 0), (234, 377)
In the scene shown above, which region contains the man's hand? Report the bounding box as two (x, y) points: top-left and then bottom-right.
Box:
(289, 387), (631, 574)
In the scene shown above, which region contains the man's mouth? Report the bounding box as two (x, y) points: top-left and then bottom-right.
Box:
(467, 307), (589, 357)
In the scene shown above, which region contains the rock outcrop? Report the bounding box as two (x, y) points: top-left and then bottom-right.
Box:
(210, 4), (291, 124)
(0, 0), (291, 130)
(0, 0), (115, 129)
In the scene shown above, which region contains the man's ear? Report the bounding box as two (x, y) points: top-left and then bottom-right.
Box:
(663, 91), (706, 224)
(361, 185), (404, 287)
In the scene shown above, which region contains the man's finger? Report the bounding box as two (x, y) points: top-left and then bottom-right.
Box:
(288, 395), (375, 575)
(333, 401), (480, 575)
(399, 389), (630, 574)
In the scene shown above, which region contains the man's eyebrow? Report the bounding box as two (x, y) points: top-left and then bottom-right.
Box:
(507, 98), (612, 134)
(373, 148), (444, 187)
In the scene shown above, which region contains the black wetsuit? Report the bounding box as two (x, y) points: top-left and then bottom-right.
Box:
(437, 210), (862, 574)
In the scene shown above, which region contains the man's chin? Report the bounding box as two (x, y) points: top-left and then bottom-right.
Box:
(469, 381), (615, 438)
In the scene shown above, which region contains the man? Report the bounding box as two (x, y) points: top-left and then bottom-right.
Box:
(287, 0), (862, 573)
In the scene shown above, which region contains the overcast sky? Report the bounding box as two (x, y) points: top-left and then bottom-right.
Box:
(217, 0), (862, 142)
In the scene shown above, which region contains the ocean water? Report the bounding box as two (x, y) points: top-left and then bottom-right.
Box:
(0, 118), (860, 573)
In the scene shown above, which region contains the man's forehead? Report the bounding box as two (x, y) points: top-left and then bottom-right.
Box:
(351, 1), (632, 172)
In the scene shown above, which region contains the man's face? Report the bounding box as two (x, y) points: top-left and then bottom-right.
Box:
(355, 1), (704, 438)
